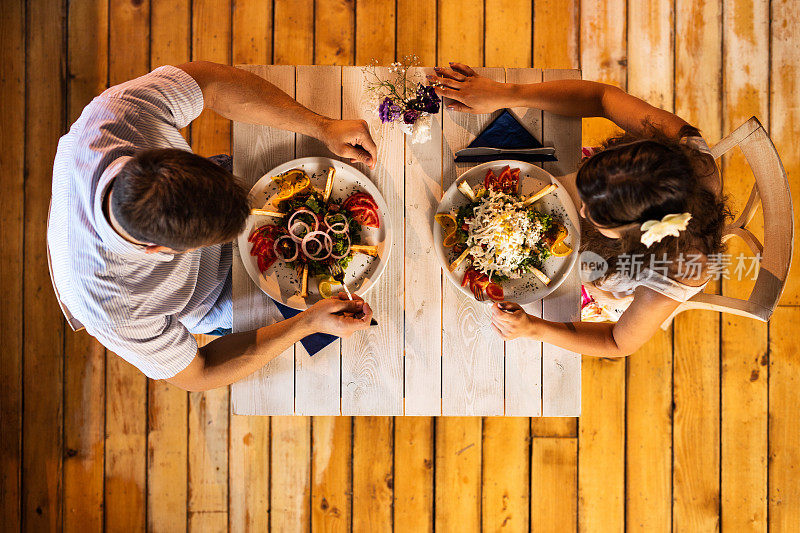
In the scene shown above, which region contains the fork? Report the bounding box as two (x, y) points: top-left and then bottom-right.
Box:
(328, 263), (377, 326)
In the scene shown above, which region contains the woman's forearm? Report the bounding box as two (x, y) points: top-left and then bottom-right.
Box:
(533, 319), (630, 358)
(505, 79), (609, 118)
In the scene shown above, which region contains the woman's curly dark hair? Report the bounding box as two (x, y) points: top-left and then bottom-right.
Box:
(577, 124), (732, 281)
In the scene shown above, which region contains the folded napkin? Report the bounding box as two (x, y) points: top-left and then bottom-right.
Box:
(454, 109), (557, 163)
(272, 299), (338, 356)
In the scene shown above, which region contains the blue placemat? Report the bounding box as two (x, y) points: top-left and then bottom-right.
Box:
(273, 299), (338, 356)
(454, 109), (557, 163)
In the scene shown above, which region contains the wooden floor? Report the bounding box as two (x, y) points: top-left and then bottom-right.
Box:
(1, 0), (799, 531)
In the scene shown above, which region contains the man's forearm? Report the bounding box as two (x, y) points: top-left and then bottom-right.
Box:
(182, 313), (313, 391)
(178, 60), (329, 138)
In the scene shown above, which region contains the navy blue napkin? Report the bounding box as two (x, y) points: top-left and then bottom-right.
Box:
(454, 109), (557, 163)
(273, 299), (338, 356)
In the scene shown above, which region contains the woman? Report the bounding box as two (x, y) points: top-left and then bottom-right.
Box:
(430, 62), (729, 357)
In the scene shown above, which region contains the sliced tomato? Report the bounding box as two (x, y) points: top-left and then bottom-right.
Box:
(509, 168), (520, 194)
(484, 169), (496, 189)
(485, 283), (504, 301)
(461, 268), (479, 288)
(348, 204), (380, 228)
(344, 192), (379, 211)
(257, 253), (276, 273)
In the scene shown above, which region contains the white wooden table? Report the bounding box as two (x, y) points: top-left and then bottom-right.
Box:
(230, 65), (581, 417)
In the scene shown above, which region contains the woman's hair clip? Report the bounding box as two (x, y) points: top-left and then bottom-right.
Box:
(640, 212), (692, 248)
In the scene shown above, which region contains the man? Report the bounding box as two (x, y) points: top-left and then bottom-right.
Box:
(48, 61), (375, 391)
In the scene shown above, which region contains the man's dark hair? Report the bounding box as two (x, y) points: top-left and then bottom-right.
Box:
(111, 148), (250, 251)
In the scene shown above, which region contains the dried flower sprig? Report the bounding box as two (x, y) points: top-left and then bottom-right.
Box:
(362, 55), (441, 144)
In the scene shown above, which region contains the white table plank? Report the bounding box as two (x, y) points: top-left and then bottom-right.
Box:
(293, 65), (343, 416)
(230, 65), (296, 416)
(504, 68), (544, 416)
(403, 67), (444, 415)
(441, 68), (506, 416)
(339, 66), (404, 415)
(541, 68), (582, 417)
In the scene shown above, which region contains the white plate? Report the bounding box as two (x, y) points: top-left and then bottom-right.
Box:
(433, 160), (581, 305)
(238, 157), (392, 310)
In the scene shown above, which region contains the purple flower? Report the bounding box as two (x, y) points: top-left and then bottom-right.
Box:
(378, 97), (402, 123)
(416, 83), (441, 114)
(403, 108), (421, 124)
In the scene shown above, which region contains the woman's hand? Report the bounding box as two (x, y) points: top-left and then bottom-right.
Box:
(429, 62), (516, 114)
(300, 292), (373, 337)
(490, 302), (540, 341)
(319, 118), (378, 169)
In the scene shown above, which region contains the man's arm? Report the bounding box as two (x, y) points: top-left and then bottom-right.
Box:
(177, 61), (378, 168)
(166, 295), (372, 391)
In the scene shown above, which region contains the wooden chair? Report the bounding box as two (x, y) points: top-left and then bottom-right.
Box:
(661, 116), (794, 329)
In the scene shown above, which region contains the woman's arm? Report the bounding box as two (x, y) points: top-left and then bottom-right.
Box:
(431, 62), (691, 139)
(177, 61), (377, 168)
(490, 286), (680, 357)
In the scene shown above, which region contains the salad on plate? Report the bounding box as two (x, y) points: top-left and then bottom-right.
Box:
(437, 166), (572, 302)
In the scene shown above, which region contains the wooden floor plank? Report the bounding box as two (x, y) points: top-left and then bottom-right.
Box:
(61, 1), (108, 531)
(147, 2), (191, 530)
(437, 0), (483, 66)
(531, 437), (577, 533)
(579, 0), (626, 145)
(394, 417), (434, 533)
(353, 417), (393, 532)
(485, 0), (531, 68)
(625, 329), (673, 532)
(311, 416), (352, 532)
(768, 307), (800, 530)
(315, 0), (354, 65)
(771, 0), (800, 304)
(355, 0), (395, 65)
(435, 417), (482, 532)
(397, 0), (437, 62)
(271, 416), (311, 531)
(482, 417), (530, 532)
(533, 0), (579, 69)
(578, 357), (625, 532)
(0, 1), (25, 527)
(273, 0), (313, 65)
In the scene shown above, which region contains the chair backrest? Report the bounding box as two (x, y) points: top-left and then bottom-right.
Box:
(661, 116), (794, 330)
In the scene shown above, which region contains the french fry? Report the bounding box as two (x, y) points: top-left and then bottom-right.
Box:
(300, 265), (309, 298)
(449, 247), (471, 272)
(531, 267), (551, 286)
(457, 180), (477, 201)
(350, 244), (379, 257)
(322, 166), (336, 203)
(522, 183), (558, 207)
(250, 208), (285, 218)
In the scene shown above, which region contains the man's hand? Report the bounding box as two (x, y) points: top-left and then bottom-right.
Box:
(490, 302), (540, 341)
(429, 62), (517, 114)
(319, 118), (378, 169)
(300, 292), (374, 337)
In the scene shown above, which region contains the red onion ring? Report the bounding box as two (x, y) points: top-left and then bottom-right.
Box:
(288, 220), (311, 242)
(302, 231), (332, 260)
(324, 212), (349, 234)
(330, 233), (351, 260)
(273, 235), (299, 262)
(288, 208), (319, 232)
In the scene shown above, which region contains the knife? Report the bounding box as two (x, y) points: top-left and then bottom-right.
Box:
(455, 146), (556, 157)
